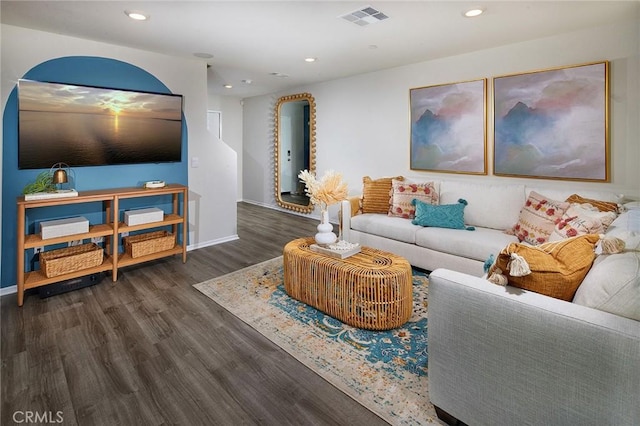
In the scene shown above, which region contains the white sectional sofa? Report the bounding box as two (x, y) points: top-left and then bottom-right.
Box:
(340, 178), (640, 425)
(340, 179), (622, 276)
(428, 267), (640, 426)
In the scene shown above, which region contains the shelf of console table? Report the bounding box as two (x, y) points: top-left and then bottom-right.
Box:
(23, 256), (114, 289)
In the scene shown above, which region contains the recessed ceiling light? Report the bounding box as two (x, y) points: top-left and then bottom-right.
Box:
(464, 8), (484, 18)
(223, 84), (233, 89)
(304, 57), (317, 63)
(125, 10), (149, 21)
(194, 53), (214, 59)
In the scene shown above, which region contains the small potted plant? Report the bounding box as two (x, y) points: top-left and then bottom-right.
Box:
(22, 171), (55, 194)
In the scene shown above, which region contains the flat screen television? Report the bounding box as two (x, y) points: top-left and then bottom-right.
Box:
(18, 79), (183, 169)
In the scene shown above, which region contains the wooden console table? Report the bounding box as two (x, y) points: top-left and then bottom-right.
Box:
(16, 184), (188, 306)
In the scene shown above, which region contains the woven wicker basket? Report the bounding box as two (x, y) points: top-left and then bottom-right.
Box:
(124, 231), (175, 258)
(40, 243), (104, 278)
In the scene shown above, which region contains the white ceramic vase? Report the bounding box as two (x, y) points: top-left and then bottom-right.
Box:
(315, 210), (337, 245)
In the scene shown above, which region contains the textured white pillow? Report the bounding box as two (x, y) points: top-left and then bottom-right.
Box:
(610, 209), (640, 229)
(605, 211), (640, 251)
(605, 228), (640, 252)
(573, 252), (640, 321)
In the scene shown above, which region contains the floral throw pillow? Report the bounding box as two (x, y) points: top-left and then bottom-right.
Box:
(388, 180), (438, 219)
(549, 204), (618, 241)
(513, 191), (569, 245)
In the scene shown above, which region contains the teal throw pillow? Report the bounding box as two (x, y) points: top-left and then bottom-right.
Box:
(411, 198), (475, 231)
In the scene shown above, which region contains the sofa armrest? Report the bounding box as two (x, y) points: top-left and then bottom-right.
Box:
(428, 268), (640, 426)
(347, 196), (361, 217)
(340, 197), (361, 242)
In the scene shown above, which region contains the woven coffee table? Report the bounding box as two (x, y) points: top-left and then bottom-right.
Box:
(283, 237), (413, 330)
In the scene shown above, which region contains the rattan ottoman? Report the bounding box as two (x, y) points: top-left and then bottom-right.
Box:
(283, 237), (413, 330)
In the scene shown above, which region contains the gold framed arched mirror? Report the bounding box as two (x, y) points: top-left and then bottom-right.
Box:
(274, 93), (316, 213)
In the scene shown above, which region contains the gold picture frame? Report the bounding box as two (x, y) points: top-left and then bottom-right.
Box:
(493, 61), (609, 181)
(410, 78), (487, 175)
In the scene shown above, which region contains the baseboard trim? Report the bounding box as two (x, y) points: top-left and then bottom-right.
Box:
(1, 285), (17, 297)
(187, 235), (239, 251)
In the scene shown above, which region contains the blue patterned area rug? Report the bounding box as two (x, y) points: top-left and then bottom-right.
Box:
(193, 256), (438, 425)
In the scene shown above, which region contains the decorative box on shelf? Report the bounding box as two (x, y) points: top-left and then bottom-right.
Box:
(40, 216), (89, 239)
(124, 207), (164, 226)
(40, 243), (104, 278)
(124, 230), (175, 258)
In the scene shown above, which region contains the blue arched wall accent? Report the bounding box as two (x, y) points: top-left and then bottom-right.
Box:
(2, 56), (188, 288)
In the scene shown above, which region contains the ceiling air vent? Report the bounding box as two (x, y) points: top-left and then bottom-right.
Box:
(339, 6), (389, 26)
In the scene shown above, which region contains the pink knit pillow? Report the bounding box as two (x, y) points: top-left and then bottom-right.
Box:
(388, 180), (439, 219)
(549, 204), (617, 241)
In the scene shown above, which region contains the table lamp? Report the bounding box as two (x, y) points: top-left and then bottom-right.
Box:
(50, 162), (73, 191)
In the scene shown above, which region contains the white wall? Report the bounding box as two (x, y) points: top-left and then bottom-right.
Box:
(208, 93), (244, 201)
(243, 19), (640, 221)
(1, 24), (238, 251)
(243, 94), (280, 206)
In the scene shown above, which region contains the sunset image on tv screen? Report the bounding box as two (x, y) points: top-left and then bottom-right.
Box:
(18, 79), (183, 169)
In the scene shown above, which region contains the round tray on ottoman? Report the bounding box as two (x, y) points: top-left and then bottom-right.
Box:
(283, 237), (413, 330)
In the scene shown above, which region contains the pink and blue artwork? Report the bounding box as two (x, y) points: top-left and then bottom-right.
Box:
(493, 62), (608, 181)
(410, 79), (486, 174)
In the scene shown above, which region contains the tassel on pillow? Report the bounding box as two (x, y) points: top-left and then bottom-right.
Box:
(507, 252), (531, 277)
(487, 268), (508, 286)
(599, 235), (626, 254)
(483, 254), (495, 274)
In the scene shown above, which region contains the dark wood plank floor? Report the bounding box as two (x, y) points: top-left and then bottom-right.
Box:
(1, 202), (391, 426)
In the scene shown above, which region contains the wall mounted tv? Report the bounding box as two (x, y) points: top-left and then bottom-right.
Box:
(18, 79), (184, 169)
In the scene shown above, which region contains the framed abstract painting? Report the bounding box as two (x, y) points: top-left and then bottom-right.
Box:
(410, 79), (487, 174)
(493, 61), (609, 181)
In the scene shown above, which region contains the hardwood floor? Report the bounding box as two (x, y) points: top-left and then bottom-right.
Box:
(1, 202), (390, 426)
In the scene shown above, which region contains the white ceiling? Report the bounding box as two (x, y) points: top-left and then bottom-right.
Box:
(2, 1), (638, 98)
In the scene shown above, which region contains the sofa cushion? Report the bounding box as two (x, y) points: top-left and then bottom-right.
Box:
(513, 191), (569, 245)
(388, 179), (438, 219)
(439, 181), (525, 231)
(488, 234), (600, 301)
(416, 226), (519, 262)
(361, 176), (403, 214)
(573, 252), (640, 321)
(412, 198), (473, 230)
(351, 214), (420, 244)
